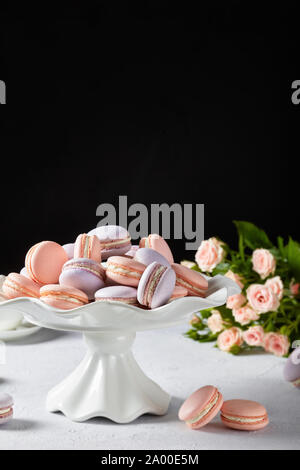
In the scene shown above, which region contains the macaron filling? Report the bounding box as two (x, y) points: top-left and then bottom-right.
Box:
(176, 277), (206, 295)
(221, 413), (267, 424)
(4, 278), (39, 298)
(0, 407), (13, 417)
(107, 265), (143, 279)
(186, 391), (219, 425)
(83, 236), (91, 258)
(26, 246), (42, 284)
(101, 237), (131, 249)
(63, 263), (104, 279)
(143, 265), (168, 306)
(40, 292), (87, 305)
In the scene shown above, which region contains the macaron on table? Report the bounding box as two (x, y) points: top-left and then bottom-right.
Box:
(0, 226), (241, 424)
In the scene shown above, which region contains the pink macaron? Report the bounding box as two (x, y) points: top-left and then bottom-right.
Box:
(25, 241), (68, 285)
(0, 393), (14, 425)
(2, 273), (40, 299)
(74, 234), (102, 263)
(172, 263), (208, 297)
(40, 284), (89, 310)
(88, 225), (132, 260)
(168, 285), (188, 302)
(137, 262), (176, 309)
(140, 234), (174, 264)
(179, 385), (224, 429)
(95, 286), (138, 306)
(220, 399), (269, 431)
(59, 258), (106, 300)
(106, 256), (146, 287)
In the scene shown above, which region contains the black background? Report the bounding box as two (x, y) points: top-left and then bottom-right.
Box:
(0, 3), (298, 273)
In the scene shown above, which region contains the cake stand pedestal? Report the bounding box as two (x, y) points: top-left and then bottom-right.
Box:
(46, 330), (170, 423)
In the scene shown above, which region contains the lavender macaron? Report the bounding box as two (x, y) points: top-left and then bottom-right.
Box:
(284, 347), (300, 388)
(134, 247), (171, 268)
(0, 393), (14, 425)
(88, 225), (131, 260)
(137, 262), (176, 309)
(95, 286), (138, 306)
(124, 245), (140, 258)
(59, 258), (106, 300)
(63, 243), (75, 260)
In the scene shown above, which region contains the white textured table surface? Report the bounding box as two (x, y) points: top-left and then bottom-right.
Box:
(0, 324), (299, 450)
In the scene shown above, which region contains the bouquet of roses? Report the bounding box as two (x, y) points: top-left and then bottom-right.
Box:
(184, 221), (300, 357)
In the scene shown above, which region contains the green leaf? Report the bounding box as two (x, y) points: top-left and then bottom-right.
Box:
(234, 221), (273, 250)
(199, 309), (213, 319)
(212, 262), (231, 275)
(197, 333), (218, 343)
(229, 345), (241, 355)
(277, 236), (287, 258)
(286, 238), (300, 282)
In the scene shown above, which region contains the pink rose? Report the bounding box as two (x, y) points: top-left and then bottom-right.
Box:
(252, 249), (276, 280)
(247, 284), (280, 314)
(264, 332), (290, 357)
(243, 326), (265, 346)
(217, 327), (243, 352)
(265, 276), (284, 300)
(226, 293), (246, 309)
(225, 270), (244, 289)
(290, 281), (300, 296)
(207, 310), (224, 334)
(232, 305), (259, 325)
(195, 238), (225, 273)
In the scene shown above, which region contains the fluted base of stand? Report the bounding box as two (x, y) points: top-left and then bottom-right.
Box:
(46, 331), (171, 423)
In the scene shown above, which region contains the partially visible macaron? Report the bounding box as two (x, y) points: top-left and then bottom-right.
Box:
(25, 241), (68, 285)
(106, 256), (146, 287)
(2, 273), (40, 299)
(172, 263), (208, 297)
(59, 258), (106, 300)
(220, 399), (269, 431)
(284, 347), (300, 388)
(40, 284), (89, 310)
(88, 225), (131, 260)
(0, 276), (8, 303)
(20, 267), (31, 279)
(137, 262), (176, 309)
(124, 245), (140, 258)
(168, 285), (188, 302)
(95, 286), (138, 306)
(179, 385), (223, 429)
(140, 234), (174, 264)
(74, 234), (102, 263)
(134, 247), (171, 268)
(0, 393), (14, 425)
(0, 291), (8, 303)
(0, 275), (6, 290)
(63, 243), (75, 260)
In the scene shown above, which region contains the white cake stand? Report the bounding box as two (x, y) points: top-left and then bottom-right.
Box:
(0, 275), (240, 423)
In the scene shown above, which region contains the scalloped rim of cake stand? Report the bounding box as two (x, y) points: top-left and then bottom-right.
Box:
(0, 275), (241, 333)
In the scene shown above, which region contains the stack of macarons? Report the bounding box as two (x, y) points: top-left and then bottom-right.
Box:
(1, 226), (209, 311)
(178, 385), (269, 431)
